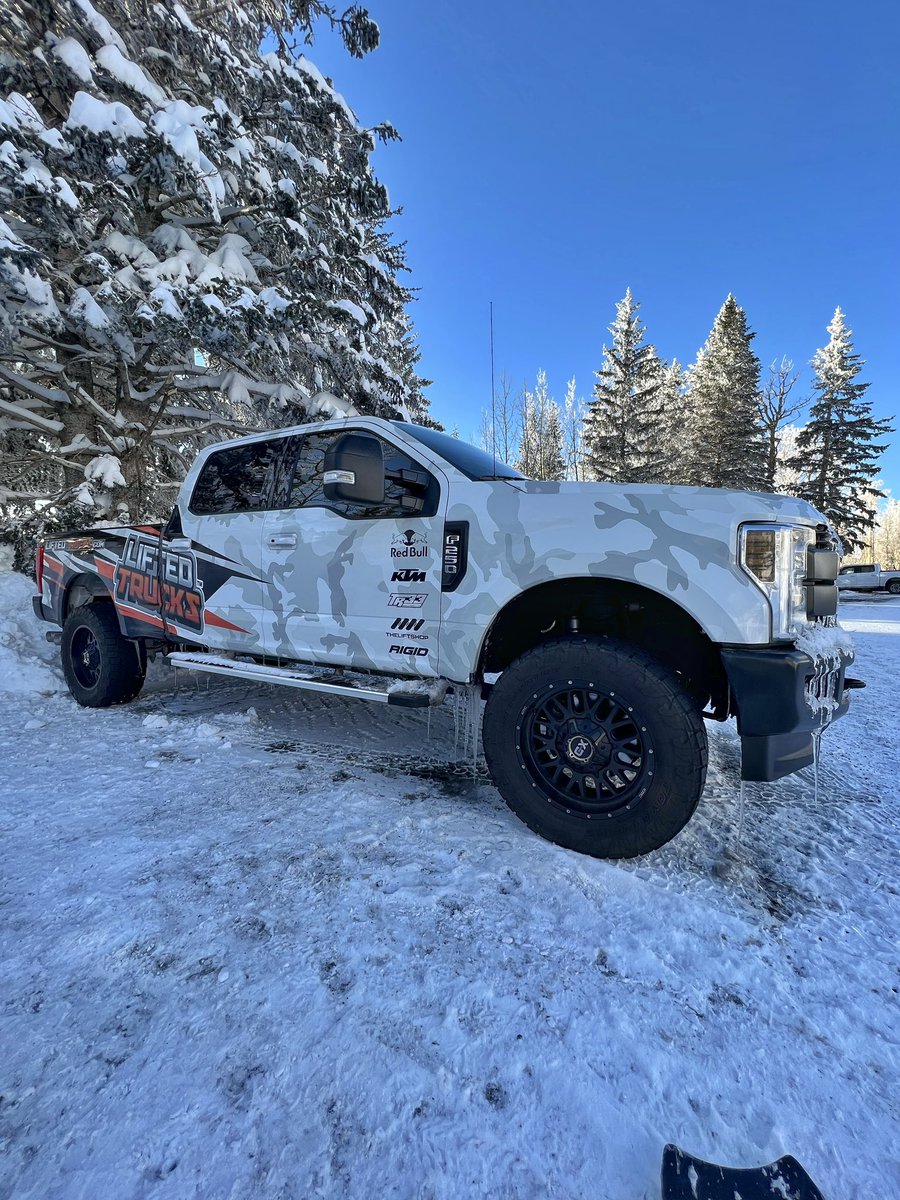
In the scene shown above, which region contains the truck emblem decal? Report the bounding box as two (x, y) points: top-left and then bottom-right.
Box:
(442, 522), (469, 591)
(388, 594), (427, 609)
(114, 532), (204, 633)
(391, 617), (424, 631)
(391, 529), (428, 559)
(391, 569), (426, 583)
(388, 644), (429, 657)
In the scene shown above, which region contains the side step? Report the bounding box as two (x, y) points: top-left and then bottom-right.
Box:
(165, 652), (436, 708)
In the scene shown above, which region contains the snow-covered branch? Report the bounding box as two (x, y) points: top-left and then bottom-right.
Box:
(0, 397), (65, 434)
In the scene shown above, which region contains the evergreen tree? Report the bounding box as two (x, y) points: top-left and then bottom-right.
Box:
(649, 357), (690, 484)
(583, 289), (663, 484)
(515, 370), (564, 480)
(542, 398), (566, 481)
(562, 377), (586, 481)
(685, 295), (767, 490)
(790, 309), (893, 549)
(516, 377), (542, 479)
(0, 0), (425, 554)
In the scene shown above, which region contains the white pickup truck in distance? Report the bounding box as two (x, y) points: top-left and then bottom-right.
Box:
(836, 563), (900, 595)
(33, 416), (859, 859)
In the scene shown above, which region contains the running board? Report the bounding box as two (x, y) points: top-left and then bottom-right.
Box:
(165, 652), (435, 708)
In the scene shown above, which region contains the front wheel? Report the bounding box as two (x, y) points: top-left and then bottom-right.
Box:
(886, 580), (900, 595)
(61, 602), (146, 707)
(482, 637), (708, 859)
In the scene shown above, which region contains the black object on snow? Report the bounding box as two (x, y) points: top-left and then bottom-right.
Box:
(661, 1143), (826, 1200)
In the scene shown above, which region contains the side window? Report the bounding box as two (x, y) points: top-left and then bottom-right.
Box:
(284, 432), (438, 519)
(288, 432), (331, 509)
(189, 440), (282, 515)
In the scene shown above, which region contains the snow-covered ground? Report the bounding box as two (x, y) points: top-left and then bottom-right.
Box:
(1, 567), (897, 1200)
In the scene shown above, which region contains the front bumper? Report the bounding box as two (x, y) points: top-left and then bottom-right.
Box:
(721, 645), (859, 782)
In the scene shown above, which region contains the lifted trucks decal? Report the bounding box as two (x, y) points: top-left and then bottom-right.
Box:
(114, 532), (204, 634)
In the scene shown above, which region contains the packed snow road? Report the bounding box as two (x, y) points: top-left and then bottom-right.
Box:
(1, 569), (897, 1200)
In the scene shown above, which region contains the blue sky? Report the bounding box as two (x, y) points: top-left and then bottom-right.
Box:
(307, 0), (898, 496)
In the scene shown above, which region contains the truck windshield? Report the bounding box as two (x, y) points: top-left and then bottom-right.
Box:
(394, 422), (524, 480)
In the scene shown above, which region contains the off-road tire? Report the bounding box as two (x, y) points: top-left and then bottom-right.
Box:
(61, 602), (146, 707)
(886, 579), (900, 595)
(482, 637), (708, 859)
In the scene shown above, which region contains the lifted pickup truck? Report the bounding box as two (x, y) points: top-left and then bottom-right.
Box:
(33, 416), (856, 858)
(836, 563), (900, 594)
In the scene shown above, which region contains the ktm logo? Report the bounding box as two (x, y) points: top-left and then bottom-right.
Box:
(391, 617), (424, 631)
(391, 569), (426, 583)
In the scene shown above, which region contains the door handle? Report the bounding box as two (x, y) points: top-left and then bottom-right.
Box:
(267, 534), (297, 548)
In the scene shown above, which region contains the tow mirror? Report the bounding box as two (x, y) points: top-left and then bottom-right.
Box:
(324, 433), (385, 505)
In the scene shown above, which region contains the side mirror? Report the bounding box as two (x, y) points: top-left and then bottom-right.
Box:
(323, 433), (385, 505)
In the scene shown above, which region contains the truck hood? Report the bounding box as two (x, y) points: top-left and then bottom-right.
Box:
(498, 479), (828, 529)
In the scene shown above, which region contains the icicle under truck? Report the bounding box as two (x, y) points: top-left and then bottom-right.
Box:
(32, 417), (859, 859)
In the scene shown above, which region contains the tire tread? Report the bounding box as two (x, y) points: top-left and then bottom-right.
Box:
(61, 602), (146, 707)
(482, 636), (708, 858)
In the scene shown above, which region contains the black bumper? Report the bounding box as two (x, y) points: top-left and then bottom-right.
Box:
(32, 595), (51, 622)
(721, 645), (858, 782)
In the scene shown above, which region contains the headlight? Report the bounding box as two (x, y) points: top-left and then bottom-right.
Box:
(740, 523), (815, 640)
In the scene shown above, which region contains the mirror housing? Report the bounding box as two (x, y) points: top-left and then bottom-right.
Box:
(323, 433), (385, 505)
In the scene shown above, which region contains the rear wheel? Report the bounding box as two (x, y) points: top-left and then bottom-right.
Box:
(886, 579), (900, 595)
(61, 602), (146, 707)
(482, 637), (708, 859)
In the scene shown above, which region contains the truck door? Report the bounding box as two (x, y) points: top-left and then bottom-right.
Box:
(260, 429), (448, 676)
(178, 437), (283, 652)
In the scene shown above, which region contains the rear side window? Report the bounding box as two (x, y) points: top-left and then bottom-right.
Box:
(189, 440), (282, 515)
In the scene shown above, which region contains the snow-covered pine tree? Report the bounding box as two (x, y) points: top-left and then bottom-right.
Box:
(516, 380), (541, 479)
(789, 309), (893, 550)
(0, 0), (426, 557)
(562, 376), (585, 481)
(647, 357), (690, 484)
(542, 397), (566, 481)
(685, 295), (767, 490)
(583, 290), (664, 484)
(515, 370), (564, 480)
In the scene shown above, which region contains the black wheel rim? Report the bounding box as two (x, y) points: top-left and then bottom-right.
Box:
(71, 626), (102, 689)
(517, 680), (654, 817)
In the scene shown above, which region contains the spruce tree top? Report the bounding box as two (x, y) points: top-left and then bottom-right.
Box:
(686, 294), (766, 491)
(792, 307), (893, 548)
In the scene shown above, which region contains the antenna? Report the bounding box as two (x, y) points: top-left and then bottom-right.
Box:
(489, 300), (497, 474)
